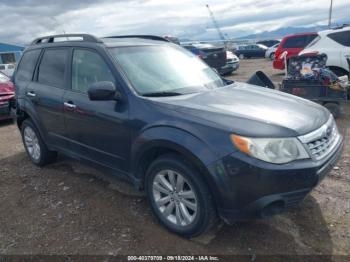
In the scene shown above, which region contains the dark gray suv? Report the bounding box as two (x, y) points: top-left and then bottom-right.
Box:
(13, 34), (343, 237)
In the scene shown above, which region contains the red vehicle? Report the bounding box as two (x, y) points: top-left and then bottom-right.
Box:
(273, 32), (318, 70)
(0, 72), (15, 120)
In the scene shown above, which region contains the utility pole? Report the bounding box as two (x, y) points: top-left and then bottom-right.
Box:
(328, 0), (333, 28)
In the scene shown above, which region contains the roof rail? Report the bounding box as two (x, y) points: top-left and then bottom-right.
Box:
(104, 35), (170, 42)
(30, 34), (102, 45)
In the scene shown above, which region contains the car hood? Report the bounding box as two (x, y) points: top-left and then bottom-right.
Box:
(151, 83), (329, 137)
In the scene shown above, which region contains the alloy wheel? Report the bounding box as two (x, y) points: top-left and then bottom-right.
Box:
(23, 126), (41, 161)
(152, 169), (197, 227)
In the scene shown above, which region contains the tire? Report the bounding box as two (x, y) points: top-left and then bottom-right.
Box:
(269, 53), (275, 60)
(239, 54), (244, 59)
(145, 154), (217, 237)
(21, 119), (57, 166)
(323, 102), (341, 119)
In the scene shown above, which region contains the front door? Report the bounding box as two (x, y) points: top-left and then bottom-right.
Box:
(63, 48), (130, 172)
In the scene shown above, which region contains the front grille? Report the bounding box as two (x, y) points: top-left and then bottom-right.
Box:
(298, 116), (340, 160)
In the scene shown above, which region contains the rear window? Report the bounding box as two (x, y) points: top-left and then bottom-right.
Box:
(38, 49), (68, 88)
(282, 34), (317, 48)
(328, 31), (350, 47)
(15, 49), (41, 82)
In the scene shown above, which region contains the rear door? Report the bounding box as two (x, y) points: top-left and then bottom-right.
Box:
(26, 48), (69, 147)
(327, 30), (350, 71)
(63, 48), (130, 172)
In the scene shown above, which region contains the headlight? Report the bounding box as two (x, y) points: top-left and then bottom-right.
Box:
(230, 135), (310, 164)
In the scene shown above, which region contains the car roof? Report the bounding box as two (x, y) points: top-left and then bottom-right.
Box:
(317, 26), (350, 36)
(283, 32), (318, 39)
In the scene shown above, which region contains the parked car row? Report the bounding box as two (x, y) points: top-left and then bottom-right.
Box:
(273, 25), (350, 77)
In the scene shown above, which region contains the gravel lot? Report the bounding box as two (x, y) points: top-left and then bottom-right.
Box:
(0, 58), (349, 257)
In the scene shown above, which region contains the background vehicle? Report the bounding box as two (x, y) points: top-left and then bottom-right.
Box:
(226, 51), (240, 73)
(234, 44), (267, 59)
(0, 71), (15, 120)
(300, 26), (350, 77)
(265, 43), (279, 60)
(182, 43), (230, 75)
(273, 32), (318, 70)
(14, 34), (343, 238)
(257, 39), (280, 48)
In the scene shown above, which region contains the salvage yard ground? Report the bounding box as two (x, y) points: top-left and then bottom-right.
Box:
(0, 59), (349, 256)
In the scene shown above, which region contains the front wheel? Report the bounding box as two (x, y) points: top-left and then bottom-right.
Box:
(145, 154), (217, 237)
(269, 53), (275, 60)
(239, 54), (245, 59)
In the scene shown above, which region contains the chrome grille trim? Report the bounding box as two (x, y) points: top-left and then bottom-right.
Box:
(298, 116), (340, 161)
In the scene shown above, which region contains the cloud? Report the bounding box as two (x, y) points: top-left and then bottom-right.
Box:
(0, 0), (349, 45)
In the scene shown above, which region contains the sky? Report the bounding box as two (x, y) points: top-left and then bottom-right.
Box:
(0, 0), (349, 45)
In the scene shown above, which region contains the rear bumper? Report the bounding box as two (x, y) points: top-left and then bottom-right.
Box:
(273, 59), (285, 70)
(207, 136), (343, 223)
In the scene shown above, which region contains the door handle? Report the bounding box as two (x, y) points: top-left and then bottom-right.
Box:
(26, 91), (36, 97)
(64, 102), (76, 109)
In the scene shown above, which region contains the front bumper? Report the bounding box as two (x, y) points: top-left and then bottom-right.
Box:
(218, 62), (239, 75)
(0, 101), (12, 120)
(207, 136), (343, 223)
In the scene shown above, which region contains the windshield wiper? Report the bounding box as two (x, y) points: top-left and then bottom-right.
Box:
(142, 91), (184, 97)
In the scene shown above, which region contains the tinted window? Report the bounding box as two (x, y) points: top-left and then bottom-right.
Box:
(72, 49), (114, 93)
(0, 53), (16, 64)
(38, 49), (68, 88)
(15, 49), (41, 82)
(283, 35), (317, 48)
(328, 31), (350, 47)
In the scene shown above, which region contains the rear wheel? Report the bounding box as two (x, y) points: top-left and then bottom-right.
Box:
(239, 54), (245, 59)
(21, 119), (57, 166)
(145, 154), (217, 237)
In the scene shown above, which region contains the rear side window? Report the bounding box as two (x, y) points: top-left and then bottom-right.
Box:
(283, 35), (317, 48)
(71, 49), (114, 93)
(38, 49), (68, 88)
(328, 31), (350, 47)
(15, 49), (41, 82)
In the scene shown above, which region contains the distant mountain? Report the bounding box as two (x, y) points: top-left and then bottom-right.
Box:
(237, 24), (339, 40)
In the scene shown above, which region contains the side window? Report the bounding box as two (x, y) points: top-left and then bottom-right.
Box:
(15, 49), (41, 82)
(283, 35), (308, 48)
(328, 31), (350, 47)
(72, 49), (114, 93)
(38, 49), (68, 88)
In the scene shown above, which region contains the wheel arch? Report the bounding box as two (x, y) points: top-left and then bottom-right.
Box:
(131, 126), (221, 203)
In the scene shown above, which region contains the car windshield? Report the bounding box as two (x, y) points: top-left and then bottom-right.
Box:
(109, 45), (225, 96)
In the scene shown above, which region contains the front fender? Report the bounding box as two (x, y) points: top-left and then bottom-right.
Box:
(131, 126), (218, 171)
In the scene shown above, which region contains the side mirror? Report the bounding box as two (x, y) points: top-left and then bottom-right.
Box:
(87, 81), (121, 101)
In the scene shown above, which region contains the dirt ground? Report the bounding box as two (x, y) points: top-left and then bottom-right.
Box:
(0, 58), (349, 258)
